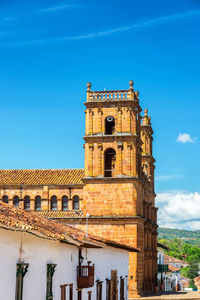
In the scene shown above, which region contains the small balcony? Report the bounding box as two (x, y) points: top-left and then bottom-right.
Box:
(157, 264), (169, 273)
(77, 265), (94, 289)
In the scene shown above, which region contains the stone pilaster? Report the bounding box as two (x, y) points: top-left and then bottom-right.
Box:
(88, 144), (94, 177)
(98, 108), (103, 133)
(97, 143), (103, 176)
(117, 108), (122, 132)
(88, 109), (93, 135)
(117, 143), (123, 175)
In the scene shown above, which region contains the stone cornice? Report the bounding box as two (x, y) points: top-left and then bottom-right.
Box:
(84, 99), (141, 111)
(141, 154), (156, 163)
(83, 134), (143, 146)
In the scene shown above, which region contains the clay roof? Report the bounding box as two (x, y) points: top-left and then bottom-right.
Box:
(157, 242), (170, 250)
(0, 203), (139, 252)
(164, 254), (185, 264)
(0, 169), (84, 185)
(194, 276), (200, 283)
(168, 264), (180, 272)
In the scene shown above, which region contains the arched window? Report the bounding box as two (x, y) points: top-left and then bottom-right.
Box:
(13, 195), (19, 207)
(2, 195), (8, 204)
(24, 196), (30, 210)
(73, 195), (79, 210)
(51, 195), (57, 211)
(104, 148), (116, 177)
(35, 196), (41, 211)
(62, 195), (68, 211)
(105, 116), (115, 135)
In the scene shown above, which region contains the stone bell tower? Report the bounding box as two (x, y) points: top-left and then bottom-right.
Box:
(84, 80), (142, 180)
(82, 81), (157, 298)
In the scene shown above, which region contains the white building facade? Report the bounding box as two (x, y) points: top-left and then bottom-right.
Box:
(0, 202), (138, 300)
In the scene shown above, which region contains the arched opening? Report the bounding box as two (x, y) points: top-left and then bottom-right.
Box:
(104, 148), (116, 177)
(24, 196), (30, 210)
(51, 195), (57, 210)
(105, 116), (115, 135)
(13, 195), (19, 207)
(62, 195), (68, 211)
(2, 195), (8, 204)
(35, 196), (41, 211)
(73, 195), (79, 210)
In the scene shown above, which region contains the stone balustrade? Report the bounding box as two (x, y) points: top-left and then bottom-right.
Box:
(86, 81), (139, 101)
(88, 89), (131, 100)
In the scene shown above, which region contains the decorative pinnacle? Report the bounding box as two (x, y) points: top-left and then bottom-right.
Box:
(144, 109), (148, 115)
(129, 80), (133, 89)
(87, 82), (91, 90)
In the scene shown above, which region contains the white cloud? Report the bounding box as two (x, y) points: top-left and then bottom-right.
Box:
(156, 174), (183, 181)
(1, 9), (200, 47)
(39, 4), (76, 13)
(157, 191), (200, 230)
(177, 133), (196, 143)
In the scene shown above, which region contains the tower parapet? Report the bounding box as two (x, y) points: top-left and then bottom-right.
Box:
(86, 81), (139, 102)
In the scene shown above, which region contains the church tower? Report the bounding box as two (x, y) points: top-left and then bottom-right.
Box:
(82, 81), (157, 297)
(84, 80), (142, 182)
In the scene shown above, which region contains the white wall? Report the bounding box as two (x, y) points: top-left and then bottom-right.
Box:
(157, 248), (164, 265)
(0, 228), (129, 300)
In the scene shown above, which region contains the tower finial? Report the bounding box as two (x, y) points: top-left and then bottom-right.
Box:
(144, 109), (148, 115)
(87, 82), (91, 91)
(129, 80), (133, 89)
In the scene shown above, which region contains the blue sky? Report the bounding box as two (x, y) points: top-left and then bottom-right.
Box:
(0, 0), (200, 228)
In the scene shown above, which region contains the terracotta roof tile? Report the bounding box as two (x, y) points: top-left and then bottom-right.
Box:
(0, 203), (139, 252)
(157, 242), (170, 250)
(194, 276), (200, 283)
(0, 169), (84, 185)
(164, 254), (185, 264)
(168, 265), (180, 272)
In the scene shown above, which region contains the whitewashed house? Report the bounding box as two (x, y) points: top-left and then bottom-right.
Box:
(157, 242), (170, 291)
(157, 243), (186, 292)
(0, 202), (139, 300)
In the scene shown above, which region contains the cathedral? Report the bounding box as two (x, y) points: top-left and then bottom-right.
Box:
(0, 81), (157, 298)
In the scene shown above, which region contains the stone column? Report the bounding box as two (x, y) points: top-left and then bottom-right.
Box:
(57, 198), (62, 210)
(30, 198), (35, 211)
(42, 185), (49, 210)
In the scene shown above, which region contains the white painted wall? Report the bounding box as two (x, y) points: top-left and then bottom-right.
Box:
(157, 248), (164, 265)
(0, 228), (129, 300)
